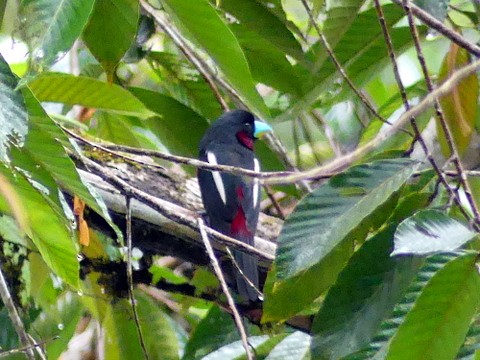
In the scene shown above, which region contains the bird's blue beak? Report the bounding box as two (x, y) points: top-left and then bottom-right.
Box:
(254, 120), (272, 139)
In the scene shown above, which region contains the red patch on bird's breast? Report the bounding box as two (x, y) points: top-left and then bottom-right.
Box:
(231, 206), (252, 237)
(236, 131), (254, 150)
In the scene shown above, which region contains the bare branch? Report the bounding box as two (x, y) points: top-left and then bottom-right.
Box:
(197, 218), (254, 360)
(125, 196), (150, 360)
(0, 265), (36, 359)
(390, 0), (480, 57)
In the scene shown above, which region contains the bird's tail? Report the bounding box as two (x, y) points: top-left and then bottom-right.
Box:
(232, 249), (260, 302)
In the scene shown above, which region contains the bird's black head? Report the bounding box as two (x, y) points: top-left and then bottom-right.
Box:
(203, 110), (271, 151)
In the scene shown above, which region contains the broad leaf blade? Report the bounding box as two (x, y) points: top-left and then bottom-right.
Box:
(129, 86), (209, 157)
(437, 42), (478, 156)
(19, 0), (95, 69)
(311, 226), (422, 359)
(82, 0), (139, 80)
(392, 210), (476, 255)
(275, 159), (418, 280)
(162, 0), (269, 118)
(0, 54), (28, 162)
(265, 331), (311, 360)
(28, 73), (154, 117)
(385, 252), (480, 360)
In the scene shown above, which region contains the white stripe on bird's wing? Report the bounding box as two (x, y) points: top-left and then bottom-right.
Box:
(253, 158), (260, 208)
(207, 151), (227, 205)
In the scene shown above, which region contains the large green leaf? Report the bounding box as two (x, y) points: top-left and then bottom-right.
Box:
(103, 294), (179, 360)
(32, 292), (83, 359)
(19, 0), (95, 69)
(313, 0), (367, 71)
(82, 0), (139, 80)
(344, 254), (452, 359)
(135, 292), (180, 360)
(262, 239), (353, 322)
(0, 54), (28, 162)
(183, 305), (259, 360)
(21, 86), (121, 241)
(275, 159), (418, 280)
(265, 331), (311, 360)
(147, 51), (223, 120)
(214, 0), (305, 64)
(392, 210), (476, 256)
(437, 42), (478, 156)
(129, 86), (209, 157)
(0, 56), (79, 287)
(28, 73), (154, 117)
(230, 24), (305, 96)
(162, 0), (269, 118)
(311, 226), (422, 360)
(385, 252), (480, 360)
(0, 165), (79, 287)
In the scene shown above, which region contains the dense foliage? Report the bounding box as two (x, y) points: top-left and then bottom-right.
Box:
(1, 0), (480, 359)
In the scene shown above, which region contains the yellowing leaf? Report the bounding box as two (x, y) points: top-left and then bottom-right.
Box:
(437, 42), (479, 156)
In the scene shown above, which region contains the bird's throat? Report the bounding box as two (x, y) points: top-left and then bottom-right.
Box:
(236, 131), (254, 150)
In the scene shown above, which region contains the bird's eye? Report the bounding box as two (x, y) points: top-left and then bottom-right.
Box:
(244, 122), (252, 127)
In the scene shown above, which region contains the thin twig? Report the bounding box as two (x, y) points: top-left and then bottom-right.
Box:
(125, 196), (150, 360)
(225, 248), (263, 299)
(0, 336), (58, 358)
(0, 265), (36, 359)
(263, 185), (286, 220)
(197, 218), (254, 360)
(402, 0), (480, 228)
(299, 0), (411, 135)
(390, 0), (480, 57)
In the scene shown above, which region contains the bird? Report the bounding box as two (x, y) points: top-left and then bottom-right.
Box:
(197, 110), (272, 302)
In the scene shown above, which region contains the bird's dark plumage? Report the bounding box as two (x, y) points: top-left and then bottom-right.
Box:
(198, 110), (270, 302)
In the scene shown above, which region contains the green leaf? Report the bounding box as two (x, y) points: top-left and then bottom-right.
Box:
(0, 55), (79, 287)
(437, 42), (478, 156)
(0, 54), (28, 162)
(313, 0), (367, 70)
(28, 73), (154, 117)
(214, 0), (305, 64)
(135, 292), (180, 360)
(262, 239), (353, 322)
(183, 306), (242, 360)
(230, 24), (305, 96)
(0, 165), (79, 287)
(392, 210), (477, 255)
(162, 0), (269, 118)
(82, 0), (139, 80)
(21, 86), (122, 242)
(311, 226), (422, 359)
(265, 331), (311, 360)
(201, 336), (272, 360)
(385, 252), (480, 360)
(129, 86), (209, 157)
(91, 111), (159, 149)
(19, 0), (95, 69)
(32, 292), (83, 359)
(275, 159), (418, 280)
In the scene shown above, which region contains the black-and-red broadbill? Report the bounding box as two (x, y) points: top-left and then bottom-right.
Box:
(198, 110), (272, 302)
